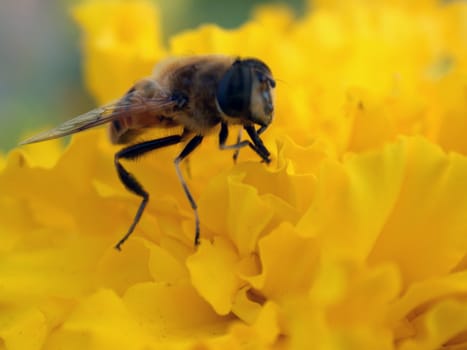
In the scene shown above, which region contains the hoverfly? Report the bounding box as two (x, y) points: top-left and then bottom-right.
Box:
(20, 55), (276, 250)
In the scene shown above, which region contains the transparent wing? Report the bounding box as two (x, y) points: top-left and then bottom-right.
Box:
(19, 96), (177, 145)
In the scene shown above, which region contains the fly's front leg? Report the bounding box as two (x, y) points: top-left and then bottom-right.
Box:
(232, 125), (268, 162)
(114, 135), (182, 250)
(174, 135), (204, 246)
(244, 124), (271, 163)
(219, 122), (249, 151)
(232, 128), (242, 163)
(219, 122), (271, 163)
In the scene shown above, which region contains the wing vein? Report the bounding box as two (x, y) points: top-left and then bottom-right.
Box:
(19, 96), (176, 145)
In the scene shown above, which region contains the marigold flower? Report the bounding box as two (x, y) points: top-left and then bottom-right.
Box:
(1, 0), (467, 349)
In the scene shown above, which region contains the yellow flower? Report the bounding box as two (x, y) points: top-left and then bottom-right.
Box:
(73, 0), (166, 104)
(1, 0), (467, 349)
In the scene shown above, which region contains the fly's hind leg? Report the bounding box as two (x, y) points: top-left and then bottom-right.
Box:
(114, 134), (182, 250)
(174, 135), (204, 246)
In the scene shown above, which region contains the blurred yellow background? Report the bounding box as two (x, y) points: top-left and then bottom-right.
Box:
(0, 0), (303, 151)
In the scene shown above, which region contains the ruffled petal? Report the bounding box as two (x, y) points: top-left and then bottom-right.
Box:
(3, 0), (467, 349)
(186, 237), (240, 315)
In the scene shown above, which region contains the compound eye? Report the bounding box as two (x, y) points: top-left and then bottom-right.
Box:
(216, 61), (252, 118)
(256, 71), (275, 89)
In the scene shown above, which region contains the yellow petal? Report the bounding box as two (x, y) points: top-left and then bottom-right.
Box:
(123, 281), (230, 341)
(186, 237), (240, 315)
(398, 299), (467, 350)
(388, 270), (467, 338)
(6, 0), (467, 348)
(226, 177), (274, 255)
(146, 238), (189, 283)
(368, 137), (467, 284)
(45, 289), (153, 350)
(0, 307), (47, 350)
(0, 232), (105, 304)
(229, 302), (281, 348)
(327, 263), (401, 327)
(94, 237), (153, 295)
(345, 87), (398, 152)
(297, 138), (408, 262)
(15, 137), (63, 169)
(242, 223), (319, 301)
(199, 172), (274, 255)
(73, 0), (165, 103)
(435, 70), (467, 155)
(231, 286), (262, 325)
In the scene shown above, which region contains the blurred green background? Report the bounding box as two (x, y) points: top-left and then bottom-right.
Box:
(0, 0), (304, 152)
